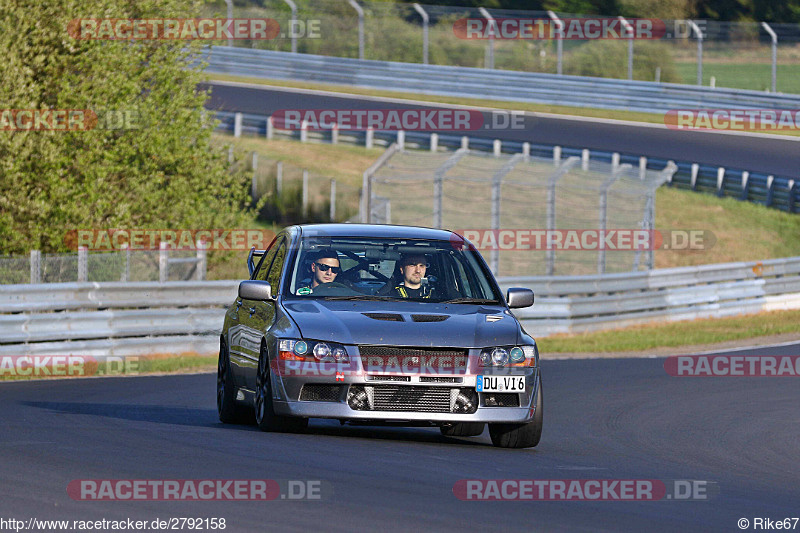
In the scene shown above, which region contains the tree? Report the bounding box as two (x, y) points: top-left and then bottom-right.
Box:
(0, 0), (252, 254)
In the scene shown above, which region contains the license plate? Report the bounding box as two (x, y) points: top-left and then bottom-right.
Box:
(476, 375), (525, 392)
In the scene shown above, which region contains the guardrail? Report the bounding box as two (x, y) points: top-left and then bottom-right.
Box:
(214, 110), (798, 213)
(2, 257), (799, 355)
(499, 256), (800, 336)
(203, 46), (800, 114)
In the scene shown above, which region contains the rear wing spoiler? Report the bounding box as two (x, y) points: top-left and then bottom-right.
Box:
(247, 247), (266, 277)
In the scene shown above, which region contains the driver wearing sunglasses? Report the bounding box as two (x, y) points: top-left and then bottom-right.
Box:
(298, 249), (341, 294)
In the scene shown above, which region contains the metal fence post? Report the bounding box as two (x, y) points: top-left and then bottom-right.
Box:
(548, 11), (563, 75)
(302, 169), (309, 218)
(490, 154), (523, 274)
(121, 243), (130, 282)
(788, 180), (796, 213)
(430, 133), (438, 152)
(639, 156), (647, 180)
(251, 152), (258, 202)
(348, 0), (365, 60)
(598, 163), (630, 274)
(619, 16), (634, 80)
(432, 149), (468, 229)
(159, 242), (168, 283)
(493, 139), (501, 156)
(581, 149), (589, 171)
(365, 127), (374, 149)
(553, 145), (561, 164)
(331, 123), (339, 144)
(330, 179), (337, 221)
(688, 20), (703, 85)
(78, 246), (88, 282)
(234, 112), (242, 137)
(740, 171), (750, 201)
(196, 240), (207, 281)
(761, 22), (777, 93)
(276, 161), (283, 196)
(396, 130), (405, 150)
(224, 0), (233, 47)
(413, 3), (429, 65)
(283, 0), (298, 54)
(460, 136), (468, 150)
(546, 157), (580, 275)
(266, 116), (274, 139)
(30, 250), (40, 284)
(716, 167), (726, 197)
(479, 8), (495, 69)
(766, 175), (775, 206)
(300, 120), (308, 142)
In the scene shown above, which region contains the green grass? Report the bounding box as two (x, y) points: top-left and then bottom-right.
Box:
(0, 353), (218, 381)
(675, 61), (800, 94)
(539, 309), (800, 353)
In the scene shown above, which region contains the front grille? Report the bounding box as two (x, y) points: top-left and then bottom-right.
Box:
(372, 385), (453, 412)
(411, 314), (448, 322)
(299, 384), (343, 402)
(363, 312), (404, 322)
(481, 392), (520, 407)
(420, 376), (463, 383)
(359, 346), (469, 373)
(367, 375), (411, 382)
(347, 385), (478, 414)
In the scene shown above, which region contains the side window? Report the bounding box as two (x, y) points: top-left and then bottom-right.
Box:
(266, 240), (288, 294)
(253, 237), (282, 281)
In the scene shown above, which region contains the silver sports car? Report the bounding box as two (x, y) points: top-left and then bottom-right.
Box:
(218, 224), (542, 448)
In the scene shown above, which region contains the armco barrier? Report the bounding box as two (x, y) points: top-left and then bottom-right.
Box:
(203, 47), (800, 114)
(2, 257), (799, 356)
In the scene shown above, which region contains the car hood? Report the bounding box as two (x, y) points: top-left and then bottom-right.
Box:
(282, 299), (520, 348)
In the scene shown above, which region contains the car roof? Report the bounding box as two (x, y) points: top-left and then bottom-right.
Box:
(295, 224), (458, 241)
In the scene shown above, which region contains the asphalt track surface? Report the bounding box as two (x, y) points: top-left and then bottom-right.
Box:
(2, 343), (799, 532)
(202, 81), (800, 178)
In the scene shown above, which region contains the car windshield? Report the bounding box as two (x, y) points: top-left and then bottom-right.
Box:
(285, 236), (503, 303)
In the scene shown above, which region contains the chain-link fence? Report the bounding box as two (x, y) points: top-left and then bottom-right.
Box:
(234, 150), (361, 224)
(203, 0), (800, 93)
(0, 248), (205, 285)
(367, 149), (674, 277)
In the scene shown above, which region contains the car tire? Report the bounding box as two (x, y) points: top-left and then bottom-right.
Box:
(217, 340), (251, 424)
(440, 422), (485, 437)
(255, 343), (308, 433)
(488, 378), (543, 449)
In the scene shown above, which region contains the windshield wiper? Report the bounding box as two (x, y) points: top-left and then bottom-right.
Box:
(322, 295), (397, 301)
(441, 297), (500, 305)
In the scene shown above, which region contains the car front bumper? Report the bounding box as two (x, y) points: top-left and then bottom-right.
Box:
(270, 366), (541, 424)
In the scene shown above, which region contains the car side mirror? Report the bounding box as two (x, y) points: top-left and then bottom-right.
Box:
(239, 280), (274, 301)
(506, 288), (534, 309)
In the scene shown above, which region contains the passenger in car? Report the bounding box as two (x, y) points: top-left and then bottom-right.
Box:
(389, 253), (434, 299)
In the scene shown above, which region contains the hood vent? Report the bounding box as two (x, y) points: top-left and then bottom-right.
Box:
(411, 314), (448, 322)
(363, 312), (404, 322)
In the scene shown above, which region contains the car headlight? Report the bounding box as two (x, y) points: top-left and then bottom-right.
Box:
(479, 345), (537, 368)
(279, 339), (349, 363)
